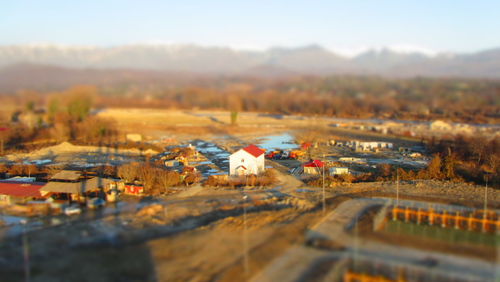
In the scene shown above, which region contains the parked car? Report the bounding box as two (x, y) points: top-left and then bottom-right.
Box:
(64, 205), (82, 216)
(87, 198), (106, 209)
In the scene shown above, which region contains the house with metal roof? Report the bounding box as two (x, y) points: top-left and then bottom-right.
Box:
(41, 177), (116, 202)
(303, 160), (325, 175)
(229, 144), (265, 176)
(0, 181), (46, 205)
(50, 170), (82, 181)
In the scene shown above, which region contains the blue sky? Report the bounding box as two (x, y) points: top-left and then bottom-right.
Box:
(1, 0), (499, 53)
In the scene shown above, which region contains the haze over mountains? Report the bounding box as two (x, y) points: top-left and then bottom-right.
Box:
(0, 44), (499, 91)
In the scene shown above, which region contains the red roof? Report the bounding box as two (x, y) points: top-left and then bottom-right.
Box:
(301, 142), (312, 150)
(242, 144), (265, 158)
(183, 166), (197, 172)
(0, 182), (45, 197)
(304, 160), (324, 168)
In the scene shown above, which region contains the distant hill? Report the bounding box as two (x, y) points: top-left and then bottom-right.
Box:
(0, 63), (210, 92)
(0, 44), (499, 91)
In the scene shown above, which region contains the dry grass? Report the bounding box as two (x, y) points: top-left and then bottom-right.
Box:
(96, 108), (314, 140)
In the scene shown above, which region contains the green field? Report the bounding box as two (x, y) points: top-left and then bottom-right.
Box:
(384, 220), (499, 246)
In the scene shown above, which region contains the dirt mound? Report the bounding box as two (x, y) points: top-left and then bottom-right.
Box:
(280, 197), (315, 210)
(143, 149), (158, 155)
(136, 204), (164, 217)
(6, 141), (159, 161)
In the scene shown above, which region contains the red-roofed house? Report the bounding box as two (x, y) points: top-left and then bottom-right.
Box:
(301, 142), (312, 150)
(303, 160), (325, 175)
(0, 181), (46, 205)
(229, 144), (265, 176)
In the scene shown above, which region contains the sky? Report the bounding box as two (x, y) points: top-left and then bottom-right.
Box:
(1, 0), (500, 54)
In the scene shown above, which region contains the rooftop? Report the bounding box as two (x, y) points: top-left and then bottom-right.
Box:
(50, 170), (82, 181)
(41, 177), (114, 194)
(0, 182), (45, 198)
(242, 144), (265, 158)
(304, 160), (325, 168)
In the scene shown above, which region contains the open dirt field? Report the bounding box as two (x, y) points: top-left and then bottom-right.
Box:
(96, 109), (306, 141)
(96, 108), (421, 144)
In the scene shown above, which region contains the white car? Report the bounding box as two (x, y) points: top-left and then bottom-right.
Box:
(64, 205), (82, 216)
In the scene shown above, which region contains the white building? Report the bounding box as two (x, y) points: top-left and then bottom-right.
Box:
(354, 141), (393, 151)
(330, 167), (350, 175)
(339, 157), (367, 164)
(229, 144), (265, 176)
(430, 120), (453, 131)
(126, 133), (142, 142)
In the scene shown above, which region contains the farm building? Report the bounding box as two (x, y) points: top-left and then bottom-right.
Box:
(41, 176), (115, 202)
(2, 176), (37, 182)
(124, 184), (144, 195)
(0, 181), (46, 205)
(339, 157), (367, 164)
(50, 170), (82, 182)
(164, 160), (181, 167)
(354, 141), (393, 151)
(303, 160), (325, 175)
(126, 133), (143, 142)
(330, 167), (350, 175)
(430, 120), (453, 131)
(229, 144), (265, 176)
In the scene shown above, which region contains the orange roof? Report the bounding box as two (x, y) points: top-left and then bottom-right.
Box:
(242, 144), (265, 158)
(0, 181), (44, 197)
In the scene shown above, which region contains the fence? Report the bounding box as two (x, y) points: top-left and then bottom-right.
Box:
(388, 206), (499, 233)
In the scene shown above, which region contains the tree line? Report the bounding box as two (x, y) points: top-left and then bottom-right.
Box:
(94, 76), (499, 124)
(0, 85), (117, 152)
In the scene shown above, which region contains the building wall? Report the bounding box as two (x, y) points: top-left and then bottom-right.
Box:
(229, 150), (265, 176)
(330, 167), (350, 175)
(304, 166), (320, 175)
(124, 185), (144, 195)
(0, 195), (11, 205)
(126, 133), (142, 142)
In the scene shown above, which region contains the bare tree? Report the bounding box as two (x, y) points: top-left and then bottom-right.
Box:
(138, 165), (158, 193)
(157, 170), (180, 193)
(117, 162), (140, 183)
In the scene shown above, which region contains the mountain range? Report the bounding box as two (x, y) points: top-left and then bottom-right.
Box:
(0, 44), (499, 90)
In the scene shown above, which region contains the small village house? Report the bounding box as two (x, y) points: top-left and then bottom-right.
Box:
(0, 181), (46, 205)
(303, 160), (325, 175)
(430, 120), (453, 131)
(330, 167), (350, 175)
(164, 160), (181, 167)
(229, 144), (265, 176)
(126, 133), (143, 142)
(339, 157), (367, 164)
(124, 184), (144, 195)
(41, 170), (115, 202)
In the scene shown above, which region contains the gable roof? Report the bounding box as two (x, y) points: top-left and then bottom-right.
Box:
(0, 182), (44, 197)
(50, 170), (81, 181)
(242, 144), (265, 158)
(304, 160), (324, 168)
(41, 177), (114, 194)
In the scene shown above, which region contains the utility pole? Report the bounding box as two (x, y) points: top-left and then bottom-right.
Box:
(396, 167), (400, 207)
(23, 223), (31, 282)
(0, 127), (7, 155)
(242, 194), (249, 277)
(484, 176), (488, 219)
(322, 154), (326, 214)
